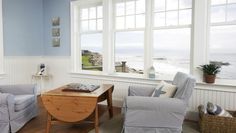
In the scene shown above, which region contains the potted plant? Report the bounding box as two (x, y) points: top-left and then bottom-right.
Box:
(199, 63), (221, 83)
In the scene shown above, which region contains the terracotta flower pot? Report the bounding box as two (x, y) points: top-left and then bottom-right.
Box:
(204, 74), (216, 83)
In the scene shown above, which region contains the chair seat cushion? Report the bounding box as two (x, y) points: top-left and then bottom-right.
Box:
(14, 95), (34, 111)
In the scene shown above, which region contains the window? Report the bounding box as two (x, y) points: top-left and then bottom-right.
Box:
(114, 0), (145, 74)
(153, 0), (192, 75)
(80, 5), (103, 71)
(71, 0), (236, 82)
(0, 0), (3, 75)
(209, 0), (236, 79)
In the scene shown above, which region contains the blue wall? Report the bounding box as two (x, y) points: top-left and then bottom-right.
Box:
(3, 0), (71, 56)
(43, 0), (71, 56)
(3, 0), (44, 56)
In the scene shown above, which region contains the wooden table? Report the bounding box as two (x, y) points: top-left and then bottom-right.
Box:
(41, 84), (114, 133)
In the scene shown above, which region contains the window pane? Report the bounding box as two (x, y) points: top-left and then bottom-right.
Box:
(89, 7), (96, 19)
(89, 20), (96, 31)
(166, 0), (178, 10)
(116, 16), (125, 29)
(115, 31), (144, 74)
(154, 0), (166, 12)
(228, 0), (236, 4)
(153, 28), (190, 75)
(209, 26), (236, 79)
(81, 20), (88, 32)
(81, 33), (103, 71)
(154, 13), (165, 27)
(166, 11), (178, 26)
(97, 19), (103, 30)
(179, 9), (192, 25)
(97, 6), (103, 18)
(227, 4), (236, 22)
(136, 0), (145, 14)
(126, 15), (135, 29)
(179, 0), (192, 9)
(126, 1), (135, 15)
(211, 0), (226, 5)
(211, 6), (226, 23)
(116, 2), (125, 16)
(81, 8), (88, 20)
(136, 14), (145, 28)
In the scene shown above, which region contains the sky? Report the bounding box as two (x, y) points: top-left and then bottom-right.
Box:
(80, 0), (236, 55)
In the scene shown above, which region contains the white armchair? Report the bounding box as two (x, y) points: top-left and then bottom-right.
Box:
(0, 84), (38, 133)
(123, 72), (196, 133)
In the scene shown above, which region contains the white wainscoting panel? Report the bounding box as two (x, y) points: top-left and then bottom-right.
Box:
(1, 56), (236, 121)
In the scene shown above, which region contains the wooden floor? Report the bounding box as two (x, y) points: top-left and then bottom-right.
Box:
(18, 97), (121, 133)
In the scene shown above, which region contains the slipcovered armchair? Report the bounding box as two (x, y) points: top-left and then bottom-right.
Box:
(0, 84), (38, 133)
(123, 72), (196, 133)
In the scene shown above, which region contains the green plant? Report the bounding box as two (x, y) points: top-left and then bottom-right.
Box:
(200, 64), (221, 75)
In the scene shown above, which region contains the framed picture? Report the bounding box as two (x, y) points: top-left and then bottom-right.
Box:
(52, 17), (60, 26)
(52, 38), (60, 47)
(52, 28), (60, 37)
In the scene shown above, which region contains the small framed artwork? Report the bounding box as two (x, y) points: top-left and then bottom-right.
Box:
(52, 28), (60, 37)
(52, 38), (60, 47)
(52, 17), (60, 26)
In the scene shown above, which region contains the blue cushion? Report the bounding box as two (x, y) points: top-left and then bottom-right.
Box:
(14, 95), (34, 111)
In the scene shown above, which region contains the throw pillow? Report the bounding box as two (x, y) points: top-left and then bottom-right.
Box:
(151, 83), (164, 97)
(207, 102), (233, 117)
(152, 81), (177, 98)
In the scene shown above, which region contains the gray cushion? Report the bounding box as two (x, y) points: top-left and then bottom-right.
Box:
(151, 83), (164, 97)
(14, 95), (34, 112)
(152, 81), (177, 98)
(207, 102), (232, 117)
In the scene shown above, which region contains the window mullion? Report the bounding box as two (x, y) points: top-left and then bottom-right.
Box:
(103, 0), (114, 74)
(226, 0), (228, 22)
(144, 0), (153, 77)
(191, 0), (210, 79)
(70, 3), (81, 72)
(0, 0), (3, 74)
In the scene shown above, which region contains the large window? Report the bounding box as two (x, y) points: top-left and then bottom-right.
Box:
(80, 5), (103, 71)
(153, 0), (192, 75)
(71, 0), (236, 81)
(114, 0), (145, 74)
(209, 0), (236, 79)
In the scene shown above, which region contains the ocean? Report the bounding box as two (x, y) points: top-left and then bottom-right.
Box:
(83, 47), (236, 79)
(116, 51), (236, 79)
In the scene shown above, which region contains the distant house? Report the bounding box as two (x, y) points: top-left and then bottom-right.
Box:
(82, 50), (91, 55)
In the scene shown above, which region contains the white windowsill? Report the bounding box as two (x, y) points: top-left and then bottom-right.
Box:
(0, 73), (6, 79)
(70, 71), (236, 92)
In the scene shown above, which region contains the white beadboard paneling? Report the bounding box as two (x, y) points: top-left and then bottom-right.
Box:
(1, 56), (236, 121)
(0, 56), (43, 84)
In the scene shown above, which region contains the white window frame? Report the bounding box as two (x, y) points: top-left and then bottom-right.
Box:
(207, 0), (236, 79)
(71, 0), (105, 74)
(70, 0), (236, 84)
(151, 0), (193, 77)
(0, 0), (4, 75)
(113, 0), (147, 76)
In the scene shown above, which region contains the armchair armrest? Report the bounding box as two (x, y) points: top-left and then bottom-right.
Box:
(128, 86), (155, 96)
(0, 93), (14, 122)
(0, 84), (36, 95)
(0, 93), (14, 105)
(124, 96), (187, 128)
(125, 96), (186, 111)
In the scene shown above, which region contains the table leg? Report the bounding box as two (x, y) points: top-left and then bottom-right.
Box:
(46, 113), (52, 133)
(95, 105), (99, 133)
(107, 88), (113, 118)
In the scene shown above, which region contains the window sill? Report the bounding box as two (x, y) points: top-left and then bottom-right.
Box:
(70, 71), (236, 90)
(0, 73), (6, 79)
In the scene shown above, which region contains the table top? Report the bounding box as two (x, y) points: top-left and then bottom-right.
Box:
(41, 84), (114, 98)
